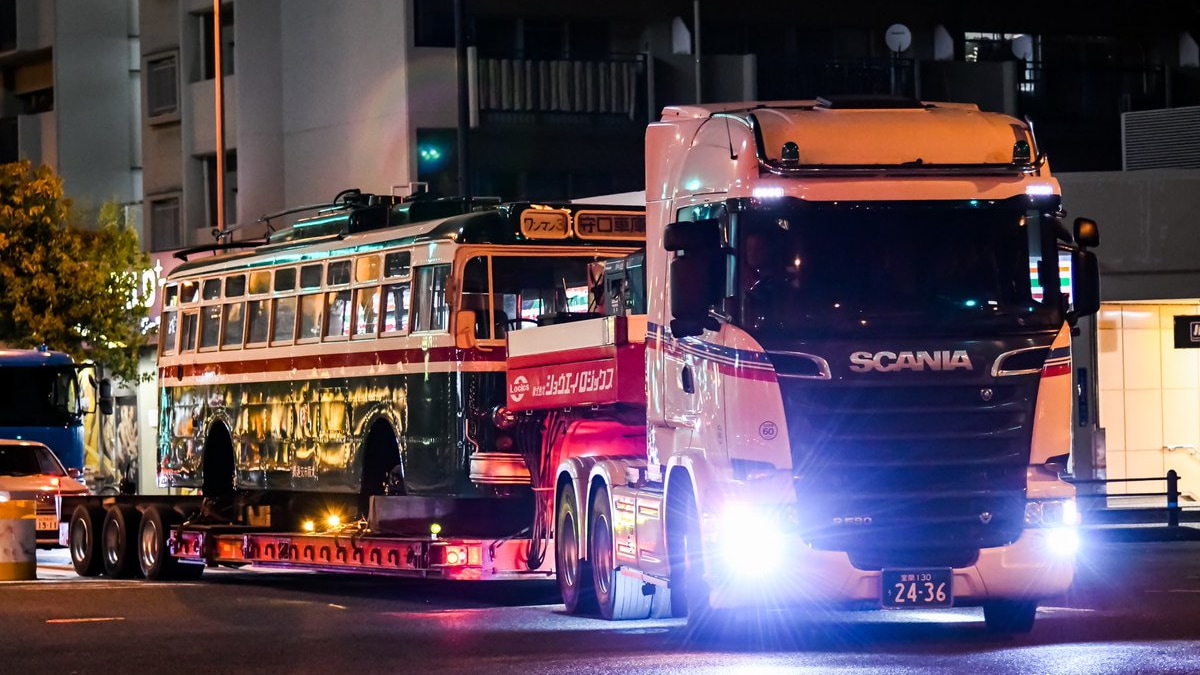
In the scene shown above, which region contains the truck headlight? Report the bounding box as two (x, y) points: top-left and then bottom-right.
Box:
(715, 502), (788, 578)
(1025, 498), (1080, 527)
(1025, 498), (1080, 556)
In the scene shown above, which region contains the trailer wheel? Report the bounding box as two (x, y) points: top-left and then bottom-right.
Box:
(101, 504), (143, 579)
(555, 481), (596, 615)
(983, 600), (1038, 634)
(589, 485), (654, 620)
(138, 505), (185, 580)
(68, 504), (105, 577)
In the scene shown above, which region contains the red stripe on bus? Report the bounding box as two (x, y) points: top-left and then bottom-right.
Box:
(160, 346), (506, 379)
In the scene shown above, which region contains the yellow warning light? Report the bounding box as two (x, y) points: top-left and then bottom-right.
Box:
(430, 523), (442, 539)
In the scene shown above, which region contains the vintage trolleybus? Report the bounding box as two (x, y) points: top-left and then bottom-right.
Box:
(155, 192), (643, 531)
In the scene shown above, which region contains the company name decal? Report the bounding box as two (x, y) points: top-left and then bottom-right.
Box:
(532, 367), (615, 398)
(848, 350), (974, 373)
(509, 364), (616, 406)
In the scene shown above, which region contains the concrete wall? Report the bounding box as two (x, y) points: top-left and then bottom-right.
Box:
(54, 0), (137, 207)
(233, 0), (284, 223)
(1058, 169), (1200, 301)
(272, 0), (413, 208)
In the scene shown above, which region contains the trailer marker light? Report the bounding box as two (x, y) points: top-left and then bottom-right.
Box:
(302, 519), (316, 533)
(325, 514), (342, 529)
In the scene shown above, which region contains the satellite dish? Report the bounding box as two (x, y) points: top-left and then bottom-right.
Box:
(1011, 34), (1033, 61)
(885, 24), (912, 54)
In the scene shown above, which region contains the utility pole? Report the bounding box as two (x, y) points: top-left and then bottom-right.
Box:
(454, 0), (471, 198)
(213, 1), (227, 235)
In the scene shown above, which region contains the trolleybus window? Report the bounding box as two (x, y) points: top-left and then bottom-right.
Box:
(181, 311), (199, 352)
(412, 265), (450, 332)
(275, 268), (297, 292)
(382, 283), (410, 334)
(222, 302), (245, 348)
(272, 296), (297, 345)
(200, 301), (221, 350)
(384, 251), (411, 278)
(298, 293), (323, 342)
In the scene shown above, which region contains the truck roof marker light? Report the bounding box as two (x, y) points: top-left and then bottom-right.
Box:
(1025, 184), (1055, 197)
(753, 186), (785, 199)
(302, 519), (316, 533)
(325, 513), (342, 529)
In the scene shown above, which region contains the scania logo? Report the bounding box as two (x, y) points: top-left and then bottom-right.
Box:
(833, 516), (873, 526)
(848, 350), (973, 373)
(509, 375), (530, 403)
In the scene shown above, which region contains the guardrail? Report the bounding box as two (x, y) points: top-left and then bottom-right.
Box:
(1066, 470), (1191, 528)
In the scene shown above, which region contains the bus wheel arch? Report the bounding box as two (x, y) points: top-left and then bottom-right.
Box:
(201, 421), (236, 498)
(359, 419), (403, 515)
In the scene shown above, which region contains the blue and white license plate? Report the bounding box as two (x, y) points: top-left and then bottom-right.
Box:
(881, 568), (953, 608)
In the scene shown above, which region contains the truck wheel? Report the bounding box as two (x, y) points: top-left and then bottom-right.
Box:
(983, 600), (1038, 634)
(555, 482), (596, 614)
(589, 485), (654, 620)
(669, 481), (712, 625)
(138, 505), (183, 580)
(102, 504), (143, 579)
(68, 504), (104, 577)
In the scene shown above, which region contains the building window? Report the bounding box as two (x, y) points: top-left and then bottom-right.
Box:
(150, 196), (182, 252)
(413, 0), (455, 47)
(199, 6), (235, 80)
(146, 53), (179, 119)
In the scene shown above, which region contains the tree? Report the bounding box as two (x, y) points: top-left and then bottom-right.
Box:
(0, 160), (151, 382)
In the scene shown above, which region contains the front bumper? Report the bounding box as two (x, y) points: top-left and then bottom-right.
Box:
(706, 527), (1076, 611)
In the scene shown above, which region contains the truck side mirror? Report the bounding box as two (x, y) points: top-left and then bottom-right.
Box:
(1069, 249), (1100, 321)
(98, 378), (114, 416)
(665, 219), (724, 337)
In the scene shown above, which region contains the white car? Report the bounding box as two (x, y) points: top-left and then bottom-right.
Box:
(0, 439), (89, 548)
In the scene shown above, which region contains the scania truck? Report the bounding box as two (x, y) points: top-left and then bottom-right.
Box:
(507, 96), (1100, 633)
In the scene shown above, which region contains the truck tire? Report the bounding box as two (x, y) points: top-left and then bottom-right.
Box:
(138, 505), (184, 581)
(590, 485), (654, 620)
(668, 479), (714, 628)
(983, 600), (1038, 634)
(102, 504), (143, 579)
(555, 481), (596, 614)
(68, 504), (105, 577)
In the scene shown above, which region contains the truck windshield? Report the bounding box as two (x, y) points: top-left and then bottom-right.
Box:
(0, 367), (81, 427)
(734, 198), (1063, 339)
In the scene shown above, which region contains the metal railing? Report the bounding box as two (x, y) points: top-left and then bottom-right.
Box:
(1067, 470), (1192, 529)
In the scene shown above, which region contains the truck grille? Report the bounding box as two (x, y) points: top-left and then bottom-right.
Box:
(782, 379), (1034, 570)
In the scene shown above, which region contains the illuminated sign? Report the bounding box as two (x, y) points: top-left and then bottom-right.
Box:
(519, 209), (571, 240)
(574, 210), (646, 242)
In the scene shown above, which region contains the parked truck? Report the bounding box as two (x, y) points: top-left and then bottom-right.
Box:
(510, 96), (1100, 633)
(61, 97), (1098, 635)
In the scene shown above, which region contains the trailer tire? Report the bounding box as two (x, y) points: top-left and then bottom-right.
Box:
(590, 485), (654, 620)
(555, 481), (596, 615)
(138, 505), (184, 581)
(68, 504), (105, 577)
(101, 504), (142, 579)
(983, 600), (1038, 634)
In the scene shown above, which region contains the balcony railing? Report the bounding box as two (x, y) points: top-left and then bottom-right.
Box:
(473, 54), (647, 127)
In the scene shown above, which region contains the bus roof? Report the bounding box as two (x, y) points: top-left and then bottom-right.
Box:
(0, 349), (76, 367)
(168, 200), (645, 280)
